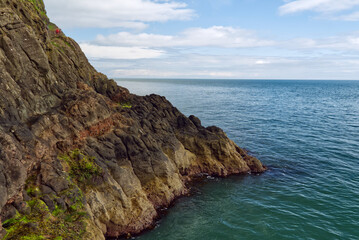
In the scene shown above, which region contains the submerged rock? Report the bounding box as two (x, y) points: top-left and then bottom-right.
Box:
(0, 0), (266, 239)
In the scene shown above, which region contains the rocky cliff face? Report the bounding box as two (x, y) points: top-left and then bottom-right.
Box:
(0, 0), (266, 239)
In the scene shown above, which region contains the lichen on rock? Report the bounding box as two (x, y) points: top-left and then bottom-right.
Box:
(0, 0), (266, 239)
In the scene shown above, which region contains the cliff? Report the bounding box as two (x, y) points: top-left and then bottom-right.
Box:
(0, 0), (266, 239)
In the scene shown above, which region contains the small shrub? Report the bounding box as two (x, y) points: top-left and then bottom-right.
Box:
(2, 188), (87, 239)
(2, 150), (92, 239)
(59, 149), (102, 183)
(48, 23), (56, 31)
(118, 102), (132, 109)
(25, 0), (47, 17)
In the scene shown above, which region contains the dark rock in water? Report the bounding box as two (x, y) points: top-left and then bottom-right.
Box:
(0, 0), (266, 239)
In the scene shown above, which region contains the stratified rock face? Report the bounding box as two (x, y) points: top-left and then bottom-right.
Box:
(0, 0), (266, 239)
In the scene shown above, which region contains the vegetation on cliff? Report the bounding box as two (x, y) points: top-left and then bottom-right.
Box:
(1, 149), (104, 239)
(58, 149), (103, 185)
(2, 174), (87, 240)
(0, 0), (266, 239)
(23, 0), (46, 17)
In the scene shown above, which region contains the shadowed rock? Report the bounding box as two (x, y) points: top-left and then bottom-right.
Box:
(0, 0), (266, 239)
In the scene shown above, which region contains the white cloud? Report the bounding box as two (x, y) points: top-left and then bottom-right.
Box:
(79, 44), (164, 60)
(44, 0), (194, 29)
(112, 68), (237, 78)
(79, 26), (274, 61)
(94, 26), (274, 48)
(100, 54), (359, 80)
(286, 34), (359, 51)
(279, 0), (359, 14)
(110, 22), (149, 31)
(84, 29), (359, 80)
(336, 11), (359, 21)
(255, 60), (271, 65)
(92, 26), (359, 54)
(41, 0), (359, 79)
(111, 69), (235, 78)
(113, 69), (180, 77)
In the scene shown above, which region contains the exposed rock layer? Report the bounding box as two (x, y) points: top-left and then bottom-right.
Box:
(0, 0), (266, 239)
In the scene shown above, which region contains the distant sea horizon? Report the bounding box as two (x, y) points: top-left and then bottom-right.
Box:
(116, 79), (359, 240)
(115, 78), (359, 81)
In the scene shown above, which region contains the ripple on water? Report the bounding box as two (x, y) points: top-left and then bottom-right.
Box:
(117, 79), (359, 240)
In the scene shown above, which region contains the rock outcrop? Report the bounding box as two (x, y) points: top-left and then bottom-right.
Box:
(0, 0), (266, 239)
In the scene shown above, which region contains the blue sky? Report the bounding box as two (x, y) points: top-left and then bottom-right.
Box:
(43, 0), (359, 80)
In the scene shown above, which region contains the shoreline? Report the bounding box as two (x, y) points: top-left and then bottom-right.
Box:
(110, 171), (267, 240)
(0, 1), (266, 239)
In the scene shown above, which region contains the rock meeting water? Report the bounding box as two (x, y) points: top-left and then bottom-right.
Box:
(116, 79), (359, 240)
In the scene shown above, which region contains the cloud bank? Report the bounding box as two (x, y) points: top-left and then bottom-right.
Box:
(45, 0), (194, 29)
(42, 0), (359, 79)
(79, 44), (165, 60)
(279, 0), (359, 14)
(279, 0), (359, 21)
(94, 26), (274, 48)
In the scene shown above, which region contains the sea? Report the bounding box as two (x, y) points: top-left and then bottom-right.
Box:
(116, 79), (359, 240)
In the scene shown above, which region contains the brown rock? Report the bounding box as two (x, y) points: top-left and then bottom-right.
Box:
(0, 0), (266, 239)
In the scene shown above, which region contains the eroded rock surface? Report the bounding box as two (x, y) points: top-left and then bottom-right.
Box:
(0, 0), (266, 239)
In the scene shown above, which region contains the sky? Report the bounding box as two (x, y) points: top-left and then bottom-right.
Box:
(43, 0), (359, 80)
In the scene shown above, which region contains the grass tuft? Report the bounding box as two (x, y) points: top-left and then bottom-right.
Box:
(58, 149), (103, 184)
(118, 102), (132, 109)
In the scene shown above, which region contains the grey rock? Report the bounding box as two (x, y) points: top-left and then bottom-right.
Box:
(40, 184), (55, 195)
(0, 204), (16, 222)
(41, 195), (55, 212)
(0, 1), (266, 239)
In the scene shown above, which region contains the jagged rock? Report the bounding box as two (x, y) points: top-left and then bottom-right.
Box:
(0, 0), (266, 239)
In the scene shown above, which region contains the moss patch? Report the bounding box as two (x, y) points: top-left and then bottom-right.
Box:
(51, 41), (64, 53)
(118, 102), (132, 109)
(58, 149), (103, 184)
(1, 149), (98, 240)
(50, 38), (76, 54)
(48, 22), (56, 31)
(24, 0), (47, 17)
(2, 195), (86, 240)
(60, 38), (75, 51)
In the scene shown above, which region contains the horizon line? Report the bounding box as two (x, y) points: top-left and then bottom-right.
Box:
(113, 77), (359, 81)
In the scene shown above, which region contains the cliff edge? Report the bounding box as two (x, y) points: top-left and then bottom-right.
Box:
(0, 0), (266, 239)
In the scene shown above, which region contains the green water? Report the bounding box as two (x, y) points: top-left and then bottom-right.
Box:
(117, 79), (359, 240)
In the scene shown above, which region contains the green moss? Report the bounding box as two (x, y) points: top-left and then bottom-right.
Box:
(2, 212), (21, 228)
(26, 186), (40, 197)
(58, 149), (102, 184)
(51, 38), (76, 54)
(3, 195), (87, 240)
(24, 0), (47, 17)
(52, 205), (65, 217)
(3, 173), (88, 239)
(2, 150), (100, 239)
(118, 102), (132, 109)
(51, 41), (65, 53)
(61, 39), (75, 51)
(3, 199), (49, 240)
(48, 22), (56, 31)
(22, 236), (45, 240)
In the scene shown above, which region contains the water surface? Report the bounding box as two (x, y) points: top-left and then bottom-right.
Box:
(116, 79), (359, 240)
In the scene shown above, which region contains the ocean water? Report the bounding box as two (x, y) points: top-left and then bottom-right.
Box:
(116, 79), (359, 240)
